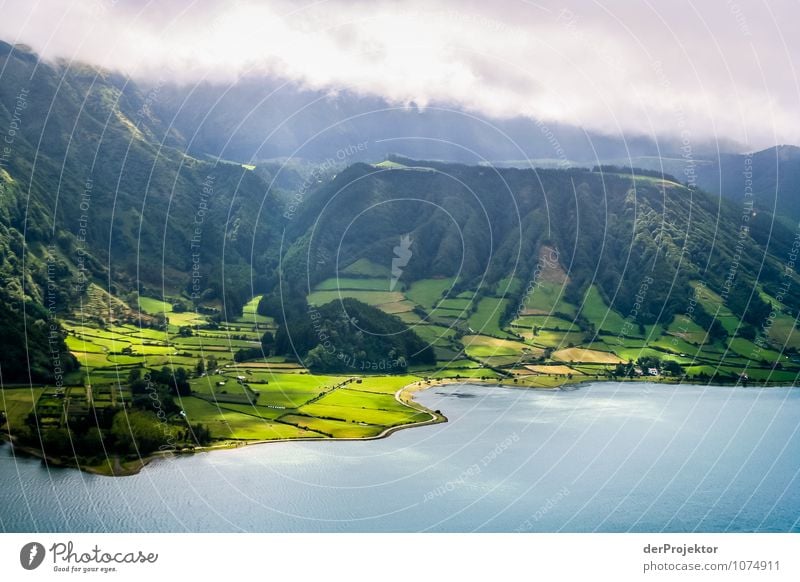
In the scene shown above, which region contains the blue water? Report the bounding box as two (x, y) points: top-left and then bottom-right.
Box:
(1, 382), (798, 532)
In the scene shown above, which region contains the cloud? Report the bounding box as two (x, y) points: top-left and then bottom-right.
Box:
(2, 0), (798, 150)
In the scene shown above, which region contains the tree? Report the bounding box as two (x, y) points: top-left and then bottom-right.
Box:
(172, 367), (191, 396)
(206, 355), (218, 373)
(127, 367), (142, 384)
(111, 410), (169, 455)
(189, 423), (212, 446)
(661, 360), (683, 376)
(261, 331), (275, 355)
(195, 357), (205, 377)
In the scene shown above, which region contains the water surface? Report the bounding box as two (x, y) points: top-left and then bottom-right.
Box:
(1, 382), (798, 532)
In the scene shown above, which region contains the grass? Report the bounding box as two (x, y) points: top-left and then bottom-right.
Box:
(307, 289), (404, 307)
(651, 335), (704, 356)
(342, 258), (390, 278)
(728, 337), (785, 363)
(437, 298), (473, 310)
(314, 388), (411, 413)
(525, 364), (578, 375)
(512, 314), (579, 331)
(522, 280), (576, 316)
(349, 375), (418, 394)
(379, 300), (416, 314)
(429, 367), (501, 379)
(106, 354), (147, 365)
(70, 334), (130, 351)
(167, 312), (207, 326)
(65, 335), (106, 353)
(552, 347), (624, 364)
(396, 311), (424, 324)
(524, 330), (586, 349)
(766, 311), (800, 349)
(280, 414), (383, 438)
(194, 373), (331, 408)
(463, 334), (531, 357)
(71, 351), (115, 368)
(467, 297), (510, 337)
(206, 403), (285, 421)
(580, 285), (628, 335)
(138, 296), (173, 314)
(374, 159), (408, 169)
(472, 355), (527, 367)
(666, 314), (709, 345)
(1, 387), (45, 428)
(237, 295), (273, 324)
(315, 277), (389, 291)
(250, 372), (342, 390)
(495, 276), (522, 297)
(405, 278), (456, 309)
(172, 336), (258, 348)
(181, 397), (318, 440)
(691, 283), (740, 335)
(413, 324), (456, 346)
(297, 403), (429, 427)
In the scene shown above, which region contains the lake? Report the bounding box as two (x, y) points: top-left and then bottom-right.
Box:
(1, 382), (798, 532)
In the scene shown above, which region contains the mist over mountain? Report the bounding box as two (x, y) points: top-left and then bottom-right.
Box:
(602, 146), (800, 223)
(153, 79), (726, 165)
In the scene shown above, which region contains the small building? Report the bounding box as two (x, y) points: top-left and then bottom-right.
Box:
(648, 367), (659, 376)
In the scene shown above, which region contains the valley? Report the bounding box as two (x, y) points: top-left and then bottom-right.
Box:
(4, 235), (799, 475)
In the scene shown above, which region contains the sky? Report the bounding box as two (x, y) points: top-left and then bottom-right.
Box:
(1, 0), (798, 150)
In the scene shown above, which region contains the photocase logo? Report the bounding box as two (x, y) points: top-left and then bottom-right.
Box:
(20, 542), (46, 570)
(390, 233), (413, 291)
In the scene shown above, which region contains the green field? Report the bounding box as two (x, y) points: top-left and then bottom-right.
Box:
(406, 278), (456, 309)
(315, 277), (389, 291)
(0, 387), (44, 428)
(522, 280), (576, 316)
(280, 414), (383, 438)
(467, 297), (510, 337)
(138, 296), (173, 314)
(342, 259), (390, 277)
(437, 298), (473, 310)
(463, 334), (529, 357)
(181, 397), (318, 440)
(237, 295), (272, 324)
(298, 402), (428, 427)
(580, 286), (628, 335)
(307, 289), (404, 307)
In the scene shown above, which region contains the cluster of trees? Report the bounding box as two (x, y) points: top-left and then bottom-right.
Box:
(613, 357), (684, 378)
(17, 365), (210, 461)
(234, 331), (275, 362)
(0, 299), (78, 383)
(195, 355), (218, 375)
(259, 295), (435, 372)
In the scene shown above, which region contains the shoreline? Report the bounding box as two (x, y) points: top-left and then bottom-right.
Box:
(2, 378), (451, 477)
(3, 377), (795, 477)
